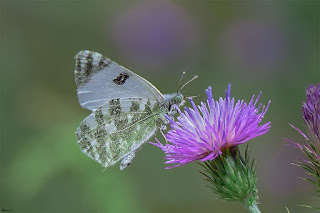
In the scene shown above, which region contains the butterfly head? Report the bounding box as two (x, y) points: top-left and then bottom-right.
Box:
(163, 74), (198, 113)
(173, 92), (184, 107)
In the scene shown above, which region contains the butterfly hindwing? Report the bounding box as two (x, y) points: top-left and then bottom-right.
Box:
(74, 50), (164, 111)
(76, 97), (164, 168)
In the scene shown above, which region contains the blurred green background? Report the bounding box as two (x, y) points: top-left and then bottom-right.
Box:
(1, 0), (320, 212)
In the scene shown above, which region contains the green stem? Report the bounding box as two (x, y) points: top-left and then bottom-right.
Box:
(247, 203), (261, 213)
(241, 198), (261, 213)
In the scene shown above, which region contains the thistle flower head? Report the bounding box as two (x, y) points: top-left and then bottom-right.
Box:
(289, 83), (320, 205)
(152, 83), (271, 169)
(289, 83), (320, 161)
(302, 83), (320, 154)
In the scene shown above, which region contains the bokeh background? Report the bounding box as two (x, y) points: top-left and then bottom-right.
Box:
(1, 0), (320, 212)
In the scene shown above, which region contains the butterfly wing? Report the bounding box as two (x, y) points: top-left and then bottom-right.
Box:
(74, 50), (164, 111)
(76, 97), (164, 169)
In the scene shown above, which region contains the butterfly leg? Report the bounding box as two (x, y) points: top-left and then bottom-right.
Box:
(160, 129), (169, 143)
(120, 152), (136, 170)
(159, 121), (167, 131)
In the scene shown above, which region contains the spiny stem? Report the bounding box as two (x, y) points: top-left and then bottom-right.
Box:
(241, 198), (261, 213)
(247, 203), (261, 213)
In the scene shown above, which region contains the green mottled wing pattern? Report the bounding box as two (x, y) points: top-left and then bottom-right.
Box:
(76, 97), (164, 168)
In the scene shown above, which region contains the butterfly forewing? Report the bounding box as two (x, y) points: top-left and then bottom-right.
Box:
(74, 50), (163, 111)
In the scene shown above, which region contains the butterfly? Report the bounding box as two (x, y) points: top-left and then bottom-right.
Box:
(74, 50), (197, 170)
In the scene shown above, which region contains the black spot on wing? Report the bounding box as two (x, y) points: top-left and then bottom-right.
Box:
(113, 72), (130, 85)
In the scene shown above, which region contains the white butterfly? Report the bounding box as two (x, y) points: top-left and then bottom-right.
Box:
(74, 50), (196, 170)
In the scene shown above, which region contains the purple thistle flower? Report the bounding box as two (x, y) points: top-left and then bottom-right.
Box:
(289, 83), (320, 206)
(302, 84), (320, 154)
(151, 83), (271, 169)
(289, 83), (320, 161)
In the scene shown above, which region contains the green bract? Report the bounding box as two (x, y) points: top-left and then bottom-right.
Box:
(199, 146), (259, 212)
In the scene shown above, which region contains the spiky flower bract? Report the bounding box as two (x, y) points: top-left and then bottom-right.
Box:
(199, 145), (260, 212)
(151, 83), (271, 169)
(289, 83), (320, 203)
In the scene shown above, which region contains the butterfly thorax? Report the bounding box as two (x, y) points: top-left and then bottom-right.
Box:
(162, 93), (185, 114)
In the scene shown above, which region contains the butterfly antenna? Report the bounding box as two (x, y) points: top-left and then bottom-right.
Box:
(178, 75), (198, 93)
(176, 72), (186, 93)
